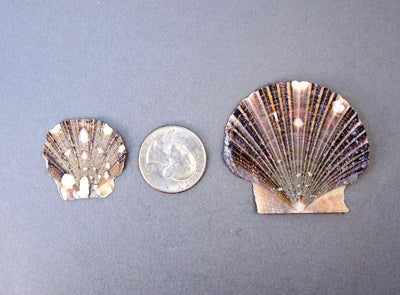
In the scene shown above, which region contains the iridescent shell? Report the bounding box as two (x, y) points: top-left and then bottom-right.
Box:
(43, 119), (127, 200)
(223, 81), (369, 214)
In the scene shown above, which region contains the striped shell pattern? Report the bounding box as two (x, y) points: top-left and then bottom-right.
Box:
(43, 119), (127, 200)
(223, 81), (369, 214)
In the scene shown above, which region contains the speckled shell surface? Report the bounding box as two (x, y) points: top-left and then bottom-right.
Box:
(43, 119), (127, 201)
(223, 81), (369, 214)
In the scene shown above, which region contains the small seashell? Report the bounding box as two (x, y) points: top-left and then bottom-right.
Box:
(223, 81), (369, 214)
(43, 119), (127, 200)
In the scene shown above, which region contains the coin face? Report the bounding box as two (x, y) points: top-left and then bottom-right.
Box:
(138, 125), (207, 193)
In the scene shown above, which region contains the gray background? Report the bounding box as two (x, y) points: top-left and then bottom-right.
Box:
(1, 1), (399, 294)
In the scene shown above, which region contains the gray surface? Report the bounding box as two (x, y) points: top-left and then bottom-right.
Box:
(1, 1), (399, 294)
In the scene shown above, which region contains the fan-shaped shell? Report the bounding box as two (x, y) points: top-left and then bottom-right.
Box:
(43, 119), (127, 200)
(223, 81), (369, 214)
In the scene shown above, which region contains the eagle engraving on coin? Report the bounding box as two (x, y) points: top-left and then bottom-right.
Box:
(145, 130), (196, 180)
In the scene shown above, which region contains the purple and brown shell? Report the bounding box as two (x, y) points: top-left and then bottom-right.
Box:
(223, 81), (369, 214)
(43, 119), (127, 201)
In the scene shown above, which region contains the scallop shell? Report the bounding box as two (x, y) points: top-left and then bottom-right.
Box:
(223, 81), (369, 214)
(43, 119), (127, 200)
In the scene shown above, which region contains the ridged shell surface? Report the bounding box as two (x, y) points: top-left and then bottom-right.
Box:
(223, 81), (369, 214)
(43, 119), (127, 200)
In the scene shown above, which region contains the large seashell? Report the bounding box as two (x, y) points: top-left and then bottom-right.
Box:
(43, 119), (127, 200)
(223, 81), (369, 214)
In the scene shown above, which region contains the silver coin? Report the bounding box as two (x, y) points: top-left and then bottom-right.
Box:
(138, 125), (207, 193)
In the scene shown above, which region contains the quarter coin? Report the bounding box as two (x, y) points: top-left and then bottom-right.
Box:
(138, 125), (207, 193)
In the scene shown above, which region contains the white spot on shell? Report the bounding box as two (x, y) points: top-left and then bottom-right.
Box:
(97, 179), (114, 197)
(82, 167), (88, 171)
(97, 147), (104, 154)
(292, 81), (310, 91)
(118, 145), (126, 153)
(294, 118), (304, 128)
(104, 171), (109, 180)
(294, 201), (305, 212)
(50, 124), (62, 135)
(79, 128), (89, 143)
(307, 172), (313, 177)
(332, 97), (346, 114)
(103, 124), (113, 136)
(81, 151), (88, 160)
(277, 187), (283, 191)
(76, 176), (89, 199)
(296, 173), (302, 177)
(60, 187), (69, 200)
(105, 162), (110, 169)
(61, 174), (75, 189)
(271, 112), (279, 122)
(64, 149), (71, 156)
